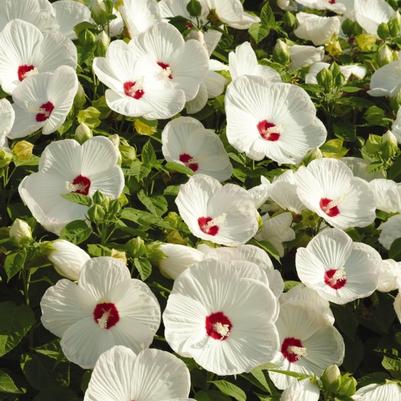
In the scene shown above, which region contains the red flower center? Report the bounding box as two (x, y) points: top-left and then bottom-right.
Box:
(205, 311), (232, 340)
(281, 337), (306, 363)
(35, 102), (54, 122)
(319, 198), (340, 217)
(257, 120), (280, 141)
(179, 153), (199, 172)
(324, 268), (347, 289)
(124, 81), (144, 99)
(158, 61), (173, 79)
(71, 175), (91, 195)
(18, 64), (35, 81)
(328, 0), (336, 3)
(93, 303), (120, 329)
(198, 216), (219, 236)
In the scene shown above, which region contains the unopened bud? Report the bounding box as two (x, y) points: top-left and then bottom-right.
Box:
(12, 141), (33, 160)
(378, 45), (394, 66)
(273, 39), (290, 64)
(9, 219), (32, 245)
(97, 31), (110, 56)
(75, 123), (93, 143)
(383, 130), (398, 146)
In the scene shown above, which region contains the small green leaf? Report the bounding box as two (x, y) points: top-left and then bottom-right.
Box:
(211, 380), (246, 401)
(62, 193), (92, 206)
(4, 249), (27, 281)
(165, 161), (194, 175)
(248, 23), (269, 44)
(141, 141), (157, 167)
(133, 257), (152, 281)
(60, 220), (92, 245)
(0, 370), (25, 394)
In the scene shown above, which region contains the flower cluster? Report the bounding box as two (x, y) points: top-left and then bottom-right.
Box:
(2, 0), (401, 400)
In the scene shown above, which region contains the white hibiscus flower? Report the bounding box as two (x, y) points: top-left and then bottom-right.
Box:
(0, 19), (77, 95)
(119, 0), (161, 38)
(369, 179), (401, 214)
(19, 137), (124, 234)
(128, 22), (209, 102)
(294, 0), (346, 14)
(289, 44), (325, 70)
(256, 212), (296, 257)
(296, 158), (376, 230)
(270, 170), (306, 214)
(280, 284), (335, 325)
(269, 302), (345, 390)
(8, 65), (78, 139)
(225, 76), (326, 164)
(296, 228), (379, 304)
(163, 259), (279, 375)
(379, 214), (401, 250)
(376, 259), (401, 293)
(280, 379), (320, 401)
(48, 239), (90, 281)
(0, 99), (15, 149)
(41, 257), (161, 369)
(93, 39), (187, 119)
(354, 0), (395, 36)
(368, 60), (401, 98)
(294, 13), (341, 46)
(52, 0), (92, 39)
(175, 174), (259, 246)
(161, 116), (233, 181)
(84, 346), (194, 401)
(229, 41), (281, 82)
(248, 176), (272, 209)
(353, 383), (401, 400)
(0, 0), (57, 32)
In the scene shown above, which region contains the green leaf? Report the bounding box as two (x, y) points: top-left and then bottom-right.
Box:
(211, 380), (246, 401)
(137, 190), (168, 216)
(165, 161), (194, 175)
(61, 193), (92, 206)
(248, 23), (270, 44)
(141, 141), (157, 167)
(0, 370), (25, 394)
(251, 239), (281, 262)
(382, 355), (401, 379)
(0, 302), (35, 357)
(60, 220), (92, 245)
(4, 249), (27, 281)
(260, 3), (275, 27)
(133, 257), (152, 281)
(196, 390), (231, 401)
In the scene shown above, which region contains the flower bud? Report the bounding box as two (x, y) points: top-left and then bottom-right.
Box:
(9, 219), (32, 245)
(74, 83), (87, 109)
(158, 243), (204, 279)
(75, 123), (93, 143)
(91, 0), (108, 25)
(127, 237), (146, 258)
(378, 44), (394, 66)
(97, 30), (110, 56)
(0, 149), (13, 168)
(273, 39), (290, 64)
(48, 239), (90, 281)
(383, 130), (398, 146)
(12, 141), (33, 160)
(321, 365), (341, 393)
(377, 22), (390, 40)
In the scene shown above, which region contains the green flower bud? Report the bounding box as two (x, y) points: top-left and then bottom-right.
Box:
(273, 39), (290, 64)
(9, 219), (32, 245)
(75, 123), (93, 143)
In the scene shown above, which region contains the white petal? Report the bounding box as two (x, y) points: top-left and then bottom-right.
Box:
(48, 239), (90, 281)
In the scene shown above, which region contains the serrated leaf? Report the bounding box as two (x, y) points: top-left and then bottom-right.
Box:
(248, 23), (269, 44)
